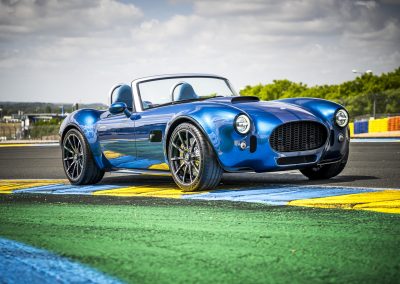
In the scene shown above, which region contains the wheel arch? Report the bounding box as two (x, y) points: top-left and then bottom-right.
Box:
(60, 123), (81, 143)
(60, 121), (108, 170)
(164, 116), (223, 168)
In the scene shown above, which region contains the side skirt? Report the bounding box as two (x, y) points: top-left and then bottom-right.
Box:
(110, 168), (172, 176)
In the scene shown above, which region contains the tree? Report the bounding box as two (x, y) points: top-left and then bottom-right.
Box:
(239, 66), (400, 119)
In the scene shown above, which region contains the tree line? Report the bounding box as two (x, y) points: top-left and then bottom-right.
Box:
(240, 67), (400, 120)
(0, 102), (107, 117)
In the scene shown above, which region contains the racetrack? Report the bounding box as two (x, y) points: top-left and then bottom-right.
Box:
(0, 141), (399, 283)
(0, 141), (399, 188)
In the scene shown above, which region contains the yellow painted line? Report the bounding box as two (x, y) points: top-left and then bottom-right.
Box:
(93, 185), (206, 198)
(353, 200), (400, 214)
(148, 163), (170, 170)
(0, 144), (37, 147)
(289, 190), (400, 214)
(0, 179), (67, 194)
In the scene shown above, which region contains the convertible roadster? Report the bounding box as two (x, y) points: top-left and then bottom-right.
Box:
(59, 74), (350, 191)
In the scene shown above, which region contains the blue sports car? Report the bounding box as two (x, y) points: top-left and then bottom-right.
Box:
(59, 74), (350, 191)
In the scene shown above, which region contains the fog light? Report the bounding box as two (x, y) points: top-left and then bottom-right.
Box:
(240, 141), (247, 150)
(338, 133), (345, 142)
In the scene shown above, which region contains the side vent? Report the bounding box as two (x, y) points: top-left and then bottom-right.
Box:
(149, 130), (162, 142)
(231, 96), (260, 104)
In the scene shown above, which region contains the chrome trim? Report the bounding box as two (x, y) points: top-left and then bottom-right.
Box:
(131, 73), (232, 113)
(317, 157), (342, 166)
(108, 83), (123, 106)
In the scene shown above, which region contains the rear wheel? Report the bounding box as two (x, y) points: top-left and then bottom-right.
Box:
(300, 147), (349, 180)
(168, 123), (223, 191)
(62, 128), (104, 185)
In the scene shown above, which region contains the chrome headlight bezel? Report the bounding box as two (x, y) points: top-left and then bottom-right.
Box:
(234, 114), (251, 135)
(335, 109), (349, 128)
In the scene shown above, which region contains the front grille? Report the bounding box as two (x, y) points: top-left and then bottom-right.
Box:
(270, 121), (327, 152)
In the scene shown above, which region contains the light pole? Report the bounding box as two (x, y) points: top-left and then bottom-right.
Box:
(352, 69), (376, 118)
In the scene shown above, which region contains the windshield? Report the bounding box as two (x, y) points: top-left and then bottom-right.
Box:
(138, 77), (236, 109)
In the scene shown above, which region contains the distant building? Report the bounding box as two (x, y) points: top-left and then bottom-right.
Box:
(2, 116), (20, 123)
(22, 113), (67, 123)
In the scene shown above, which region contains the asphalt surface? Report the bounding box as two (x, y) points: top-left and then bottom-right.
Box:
(0, 142), (399, 189)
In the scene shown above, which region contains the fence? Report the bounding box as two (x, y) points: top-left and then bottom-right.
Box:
(0, 123), (20, 140)
(349, 116), (400, 136)
(0, 123), (60, 141)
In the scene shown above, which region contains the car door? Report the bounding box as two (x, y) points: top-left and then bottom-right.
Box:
(133, 107), (173, 170)
(97, 85), (136, 168)
(97, 112), (136, 168)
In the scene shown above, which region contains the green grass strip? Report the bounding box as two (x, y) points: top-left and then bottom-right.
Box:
(0, 202), (399, 283)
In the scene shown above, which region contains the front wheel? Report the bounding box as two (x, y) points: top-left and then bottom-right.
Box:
(300, 147), (349, 180)
(168, 123), (223, 191)
(62, 128), (104, 185)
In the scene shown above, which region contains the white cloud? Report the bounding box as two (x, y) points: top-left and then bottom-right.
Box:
(355, 1), (378, 10)
(0, 0), (399, 103)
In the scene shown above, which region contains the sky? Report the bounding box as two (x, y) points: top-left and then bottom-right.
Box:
(0, 0), (399, 104)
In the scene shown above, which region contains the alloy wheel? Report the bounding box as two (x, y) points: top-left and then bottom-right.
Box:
(63, 133), (84, 180)
(170, 129), (201, 185)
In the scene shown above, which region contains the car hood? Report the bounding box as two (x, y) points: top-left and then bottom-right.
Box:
(209, 96), (319, 123)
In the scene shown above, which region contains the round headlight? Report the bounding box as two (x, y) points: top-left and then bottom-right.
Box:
(335, 109), (349, 127)
(235, 114), (251, 134)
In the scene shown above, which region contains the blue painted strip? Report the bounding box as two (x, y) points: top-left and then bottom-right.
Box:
(0, 237), (123, 284)
(183, 185), (377, 205)
(15, 184), (121, 195)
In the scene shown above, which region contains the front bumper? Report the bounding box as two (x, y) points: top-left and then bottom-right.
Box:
(218, 123), (349, 173)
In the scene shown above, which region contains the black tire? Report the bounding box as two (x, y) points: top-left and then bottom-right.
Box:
(62, 128), (104, 185)
(300, 147), (349, 180)
(168, 123), (223, 191)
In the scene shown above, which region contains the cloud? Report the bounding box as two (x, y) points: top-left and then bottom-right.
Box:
(0, 0), (143, 36)
(355, 1), (378, 10)
(0, 0), (399, 103)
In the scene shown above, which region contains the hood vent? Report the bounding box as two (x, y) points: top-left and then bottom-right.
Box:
(231, 96), (260, 104)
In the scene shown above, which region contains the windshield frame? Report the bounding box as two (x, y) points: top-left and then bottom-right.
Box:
(132, 74), (237, 112)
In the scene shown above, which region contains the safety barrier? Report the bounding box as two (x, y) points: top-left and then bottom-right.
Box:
(353, 120), (369, 134)
(388, 116), (400, 131)
(349, 116), (400, 137)
(368, 118), (389, 133)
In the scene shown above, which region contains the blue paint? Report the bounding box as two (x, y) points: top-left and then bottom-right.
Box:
(183, 185), (377, 205)
(0, 238), (122, 284)
(15, 184), (121, 195)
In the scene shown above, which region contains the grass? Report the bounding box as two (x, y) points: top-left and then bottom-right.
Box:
(0, 201), (399, 283)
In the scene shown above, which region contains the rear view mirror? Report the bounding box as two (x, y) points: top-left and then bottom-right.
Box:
(109, 102), (127, 115)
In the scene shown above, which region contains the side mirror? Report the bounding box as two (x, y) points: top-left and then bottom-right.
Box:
(109, 102), (127, 115)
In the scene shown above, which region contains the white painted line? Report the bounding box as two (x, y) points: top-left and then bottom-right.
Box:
(351, 138), (400, 143)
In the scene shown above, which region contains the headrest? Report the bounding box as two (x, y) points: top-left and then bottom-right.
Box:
(176, 83), (198, 101)
(112, 85), (133, 109)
